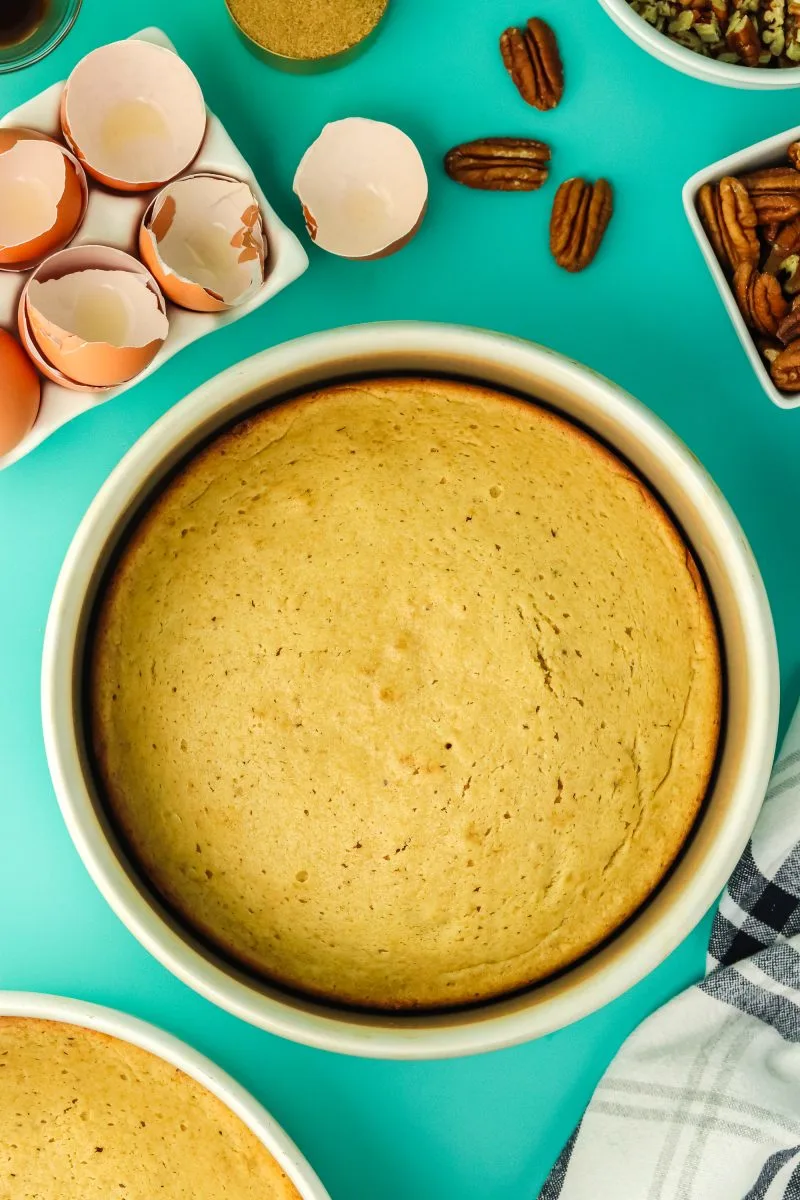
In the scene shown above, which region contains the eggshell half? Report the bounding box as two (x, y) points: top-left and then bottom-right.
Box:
(0, 329), (41, 454)
(139, 173), (266, 312)
(0, 129), (87, 270)
(18, 296), (106, 392)
(293, 117), (428, 259)
(22, 245), (168, 388)
(61, 40), (207, 192)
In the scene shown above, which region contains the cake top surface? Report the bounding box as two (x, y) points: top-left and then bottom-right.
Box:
(90, 377), (721, 1009)
(0, 1016), (301, 1198)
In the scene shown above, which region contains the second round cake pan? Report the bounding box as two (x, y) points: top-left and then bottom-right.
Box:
(0, 991), (330, 1197)
(41, 322), (779, 1059)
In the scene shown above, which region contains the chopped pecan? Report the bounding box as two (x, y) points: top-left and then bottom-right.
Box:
(500, 18), (564, 111)
(787, 6), (800, 59)
(776, 305), (800, 343)
(741, 166), (800, 193)
(763, 213), (800, 271)
(781, 252), (800, 293)
(550, 178), (613, 273)
(726, 12), (763, 65)
(718, 176), (760, 267)
(732, 262), (789, 334)
(444, 137), (551, 191)
(757, 335), (782, 363)
(770, 340), (800, 389)
(788, 141), (800, 170)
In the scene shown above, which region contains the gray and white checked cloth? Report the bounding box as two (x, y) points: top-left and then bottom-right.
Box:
(539, 702), (800, 1200)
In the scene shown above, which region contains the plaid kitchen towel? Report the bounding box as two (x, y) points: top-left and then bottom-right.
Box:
(539, 703), (800, 1200)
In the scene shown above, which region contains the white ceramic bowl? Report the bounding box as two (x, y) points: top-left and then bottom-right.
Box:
(596, 0), (800, 89)
(684, 124), (800, 410)
(42, 322), (779, 1060)
(0, 991), (329, 1198)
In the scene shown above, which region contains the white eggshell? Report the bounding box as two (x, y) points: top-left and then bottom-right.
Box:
(61, 39), (207, 192)
(24, 244), (168, 388)
(293, 117), (428, 259)
(139, 173), (266, 312)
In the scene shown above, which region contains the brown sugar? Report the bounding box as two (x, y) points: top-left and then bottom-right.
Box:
(226, 0), (388, 60)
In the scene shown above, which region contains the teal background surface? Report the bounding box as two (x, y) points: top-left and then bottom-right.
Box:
(1, 2), (800, 1197)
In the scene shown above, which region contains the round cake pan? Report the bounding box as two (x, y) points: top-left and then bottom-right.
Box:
(0, 991), (330, 1197)
(42, 322), (779, 1059)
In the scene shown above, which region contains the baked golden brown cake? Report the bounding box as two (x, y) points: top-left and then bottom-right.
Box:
(90, 377), (721, 1010)
(0, 1017), (300, 1198)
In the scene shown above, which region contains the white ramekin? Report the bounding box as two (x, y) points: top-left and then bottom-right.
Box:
(0, 991), (329, 1198)
(684, 124), (800, 410)
(42, 322), (779, 1060)
(596, 0), (800, 89)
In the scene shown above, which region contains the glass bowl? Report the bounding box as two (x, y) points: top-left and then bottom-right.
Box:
(0, 0), (82, 74)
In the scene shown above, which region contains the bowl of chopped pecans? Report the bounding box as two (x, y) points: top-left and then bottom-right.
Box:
(597, 0), (800, 88)
(684, 126), (800, 406)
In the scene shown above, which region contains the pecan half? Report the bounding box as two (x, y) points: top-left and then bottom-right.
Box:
(444, 137), (551, 191)
(732, 262), (789, 335)
(697, 183), (730, 267)
(741, 166), (800, 194)
(718, 176), (760, 268)
(726, 12), (762, 66)
(770, 340), (800, 390)
(788, 141), (800, 170)
(752, 193), (800, 223)
(500, 18), (564, 111)
(550, 178), (613, 273)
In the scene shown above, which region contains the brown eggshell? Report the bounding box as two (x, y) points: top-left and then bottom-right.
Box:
(60, 40), (207, 192)
(0, 329), (41, 454)
(293, 117), (428, 259)
(139, 173), (266, 312)
(139, 224), (224, 312)
(18, 284), (110, 393)
(0, 128), (88, 270)
(21, 244), (168, 389)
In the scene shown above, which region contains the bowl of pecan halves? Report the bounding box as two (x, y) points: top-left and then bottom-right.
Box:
(684, 126), (800, 407)
(598, 0), (800, 88)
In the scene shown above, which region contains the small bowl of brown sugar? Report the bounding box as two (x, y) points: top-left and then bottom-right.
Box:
(225, 0), (388, 70)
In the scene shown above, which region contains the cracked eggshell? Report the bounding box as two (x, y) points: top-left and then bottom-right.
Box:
(0, 129), (87, 271)
(20, 245), (169, 389)
(293, 117), (428, 260)
(0, 330), (41, 454)
(61, 40), (207, 192)
(139, 173), (266, 312)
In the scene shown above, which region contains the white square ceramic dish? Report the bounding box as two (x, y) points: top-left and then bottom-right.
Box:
(0, 27), (309, 470)
(683, 126), (800, 411)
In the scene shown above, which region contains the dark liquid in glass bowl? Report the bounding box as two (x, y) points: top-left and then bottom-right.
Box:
(0, 0), (48, 47)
